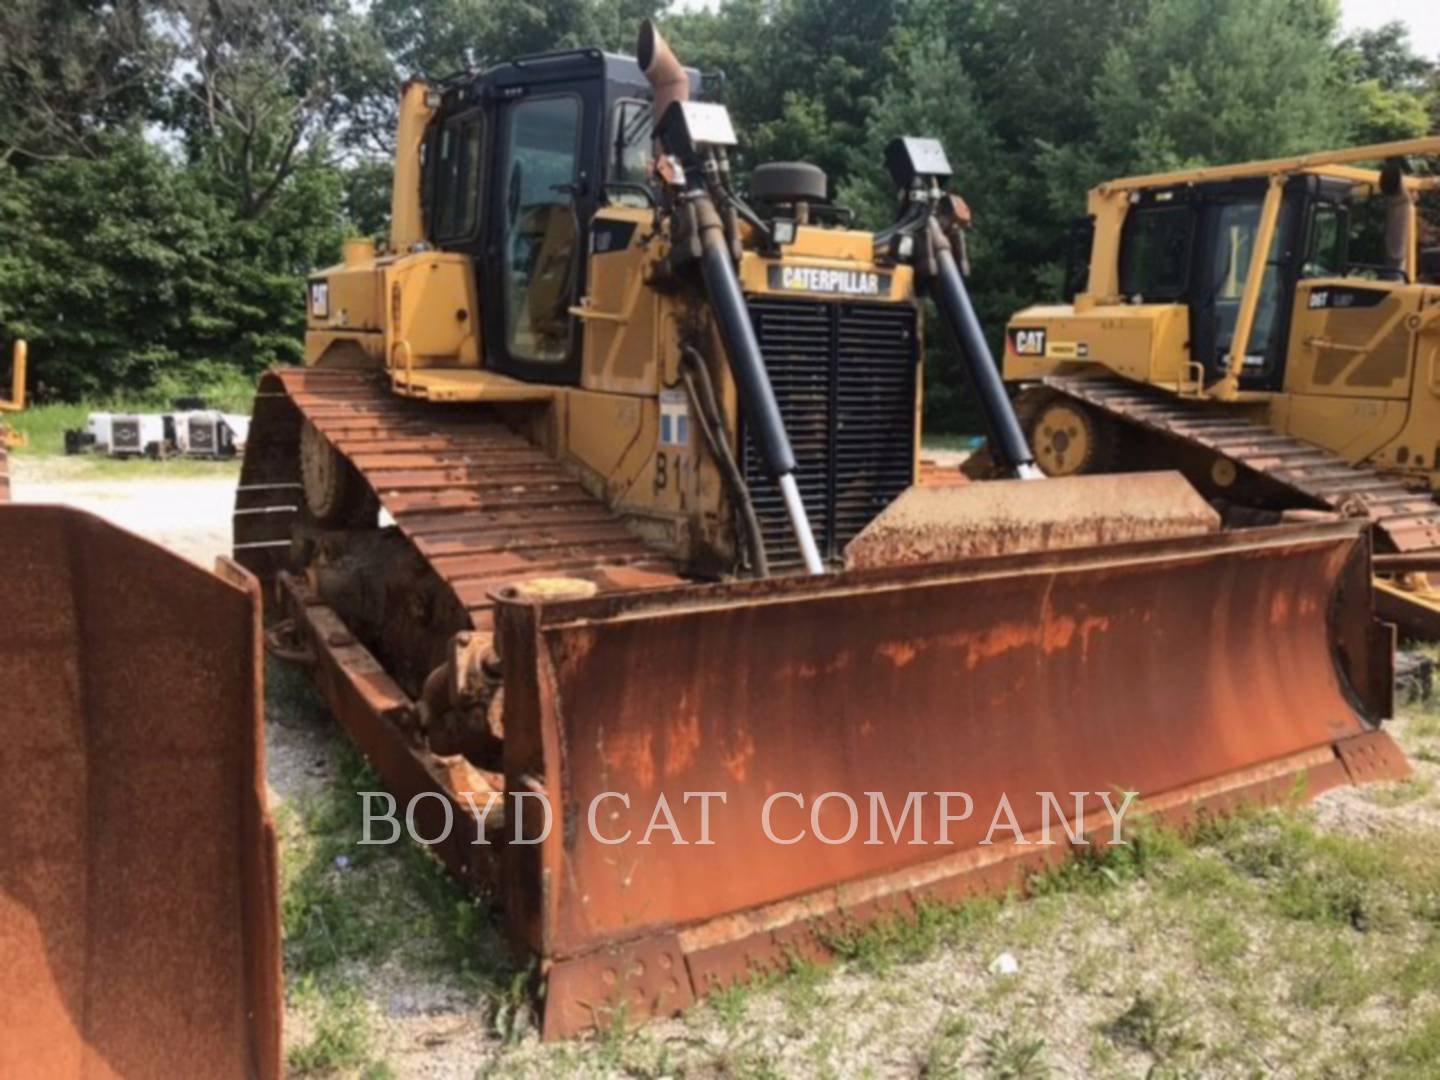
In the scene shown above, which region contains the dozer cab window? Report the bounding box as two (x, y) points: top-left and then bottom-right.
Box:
(607, 99), (655, 207)
(432, 110), (485, 242)
(1303, 203), (1347, 278)
(1191, 190), (1302, 386)
(501, 94), (582, 365)
(1119, 204), (1193, 301)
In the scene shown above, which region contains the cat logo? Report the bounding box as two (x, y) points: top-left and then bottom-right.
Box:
(1011, 328), (1047, 356)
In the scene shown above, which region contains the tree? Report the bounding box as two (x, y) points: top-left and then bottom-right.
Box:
(0, 0), (168, 166)
(163, 0), (353, 219)
(1337, 22), (1435, 143)
(1086, 0), (1352, 174)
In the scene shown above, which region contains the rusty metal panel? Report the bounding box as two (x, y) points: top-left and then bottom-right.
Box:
(0, 506), (280, 1078)
(846, 471), (1220, 567)
(497, 521), (1388, 966)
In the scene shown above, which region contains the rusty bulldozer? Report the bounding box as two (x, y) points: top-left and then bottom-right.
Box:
(0, 340), (281, 1077)
(235, 22), (1409, 1038)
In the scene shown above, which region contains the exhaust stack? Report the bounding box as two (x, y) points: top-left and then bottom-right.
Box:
(637, 20), (690, 124)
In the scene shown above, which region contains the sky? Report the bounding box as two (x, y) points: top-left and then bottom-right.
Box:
(1340, 0), (1440, 60)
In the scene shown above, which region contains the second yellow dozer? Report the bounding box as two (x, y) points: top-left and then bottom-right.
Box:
(1003, 138), (1440, 636)
(236, 23), (1407, 1037)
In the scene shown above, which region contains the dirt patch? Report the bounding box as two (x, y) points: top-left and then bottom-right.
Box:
(10, 455), (238, 566)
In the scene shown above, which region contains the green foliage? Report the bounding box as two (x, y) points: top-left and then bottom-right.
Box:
(1083, 0), (1352, 174)
(0, 135), (344, 399)
(285, 977), (380, 1075)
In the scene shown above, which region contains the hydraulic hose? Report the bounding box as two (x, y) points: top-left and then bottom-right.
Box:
(927, 218), (1042, 479)
(680, 348), (770, 578)
(693, 187), (825, 574)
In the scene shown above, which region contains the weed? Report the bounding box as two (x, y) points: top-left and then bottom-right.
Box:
(286, 978), (379, 1075)
(1104, 990), (1200, 1065)
(489, 969), (536, 1045)
(1388, 1010), (1440, 1077)
(974, 1026), (1049, 1079)
(707, 981), (753, 1033)
(1192, 906), (1249, 969)
(1211, 814), (1401, 931)
(922, 1013), (973, 1078)
(819, 897), (1001, 977)
(1030, 810), (1183, 896)
(1365, 776), (1434, 807)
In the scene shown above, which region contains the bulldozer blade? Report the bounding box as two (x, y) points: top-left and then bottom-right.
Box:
(0, 506), (280, 1078)
(847, 471), (1221, 568)
(493, 520), (1405, 1037)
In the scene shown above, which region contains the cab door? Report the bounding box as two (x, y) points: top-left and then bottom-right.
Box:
(483, 89), (597, 385)
(1280, 198), (1418, 462)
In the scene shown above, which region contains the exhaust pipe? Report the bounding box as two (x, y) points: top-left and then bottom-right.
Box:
(637, 21), (690, 125)
(638, 21), (825, 575)
(1381, 159), (1414, 280)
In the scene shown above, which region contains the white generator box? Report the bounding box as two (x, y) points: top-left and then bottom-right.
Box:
(108, 413), (167, 458)
(85, 413), (116, 450)
(222, 414), (250, 451)
(173, 410), (235, 458)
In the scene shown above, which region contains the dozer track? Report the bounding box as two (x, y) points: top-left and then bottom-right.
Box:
(234, 367), (681, 625)
(1043, 373), (1440, 554)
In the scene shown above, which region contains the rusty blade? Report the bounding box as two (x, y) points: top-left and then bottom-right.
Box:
(0, 506), (280, 1078)
(497, 520), (1392, 967)
(847, 471), (1220, 567)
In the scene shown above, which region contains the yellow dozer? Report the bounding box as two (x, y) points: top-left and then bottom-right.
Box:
(1003, 138), (1440, 635)
(0, 341), (281, 1076)
(236, 23), (1407, 1037)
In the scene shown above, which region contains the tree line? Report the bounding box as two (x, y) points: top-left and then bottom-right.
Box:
(1, 0), (1435, 428)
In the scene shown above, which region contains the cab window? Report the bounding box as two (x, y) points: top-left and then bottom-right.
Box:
(607, 99), (654, 206)
(500, 95), (582, 365)
(432, 110), (484, 242)
(1302, 204), (1346, 278)
(1119, 205), (1194, 301)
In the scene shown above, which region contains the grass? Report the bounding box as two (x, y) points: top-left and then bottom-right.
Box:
(268, 657), (533, 1074)
(286, 978), (381, 1075)
(269, 766), (1440, 1075)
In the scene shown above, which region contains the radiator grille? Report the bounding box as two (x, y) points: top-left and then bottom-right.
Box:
(742, 297), (918, 569)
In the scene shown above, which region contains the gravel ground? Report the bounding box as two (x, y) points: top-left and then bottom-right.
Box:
(13, 453), (1440, 1079)
(10, 455), (237, 566)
